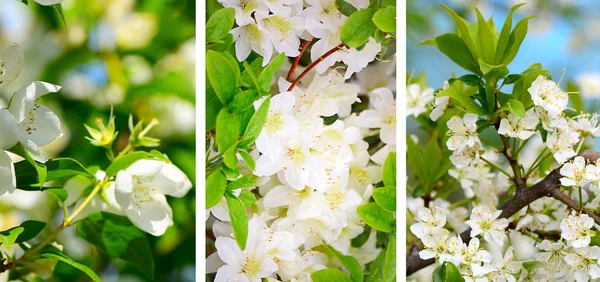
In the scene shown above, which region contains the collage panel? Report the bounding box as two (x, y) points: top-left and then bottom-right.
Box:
(0, 1), (196, 281)
(204, 0), (398, 281)
(407, 1), (600, 281)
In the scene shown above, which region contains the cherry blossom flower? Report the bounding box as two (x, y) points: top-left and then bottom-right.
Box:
(528, 75), (568, 116)
(409, 206), (447, 239)
(498, 109), (539, 140)
(357, 87), (396, 144)
(560, 212), (596, 248)
(560, 156), (589, 187)
(406, 83), (434, 118)
(465, 205), (509, 246)
(446, 113), (481, 152)
(430, 96), (449, 121)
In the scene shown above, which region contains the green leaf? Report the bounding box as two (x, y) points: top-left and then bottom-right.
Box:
(225, 192), (248, 250)
(237, 188), (257, 207)
(223, 149), (238, 168)
(105, 151), (155, 177)
(216, 108), (241, 153)
(500, 99), (525, 117)
(439, 85), (487, 115)
(383, 233), (396, 281)
(208, 33), (235, 51)
(336, 0), (357, 17)
(207, 50), (240, 105)
(449, 74), (481, 86)
(0, 227), (23, 249)
(10, 143), (47, 188)
(357, 203), (394, 232)
(475, 8), (496, 63)
(41, 251), (102, 282)
(239, 98), (270, 148)
(258, 53), (285, 93)
(433, 262), (465, 282)
(1, 220), (47, 249)
(351, 225), (371, 248)
(323, 243), (363, 282)
(500, 16), (535, 65)
(495, 3), (525, 64)
(206, 168), (227, 209)
(311, 268), (353, 282)
(372, 7), (396, 33)
(48, 188), (68, 202)
(434, 33), (481, 75)
(231, 90), (259, 112)
(75, 212), (154, 279)
(440, 4), (478, 58)
(382, 152), (395, 187)
(206, 88), (223, 131)
(341, 8), (377, 48)
(206, 8), (235, 42)
(227, 174), (256, 190)
(53, 4), (66, 26)
(373, 186), (396, 212)
(15, 158), (92, 188)
(238, 149), (256, 170)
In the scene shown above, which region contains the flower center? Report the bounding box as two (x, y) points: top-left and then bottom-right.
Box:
(267, 16), (292, 36)
(241, 0), (258, 14)
(242, 253), (262, 278)
(22, 104), (41, 135)
(264, 111), (284, 135)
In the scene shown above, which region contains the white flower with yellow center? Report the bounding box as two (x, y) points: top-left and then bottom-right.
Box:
(560, 156), (588, 187)
(534, 106), (564, 132)
(230, 20), (274, 66)
(560, 213), (596, 248)
(302, 0), (345, 33)
(465, 205), (509, 246)
(409, 206), (447, 239)
(564, 246), (600, 282)
(255, 92), (300, 159)
(262, 8), (306, 58)
(358, 87), (396, 144)
(215, 216), (280, 282)
(220, 0), (268, 25)
(114, 159), (192, 236)
(546, 123), (579, 163)
(571, 113), (600, 137)
(407, 83), (434, 118)
(528, 75), (568, 116)
(418, 227), (451, 261)
(446, 113), (481, 152)
(498, 108), (539, 140)
(535, 240), (568, 277)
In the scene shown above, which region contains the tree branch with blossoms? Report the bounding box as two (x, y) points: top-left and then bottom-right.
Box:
(407, 150), (600, 276)
(407, 3), (600, 281)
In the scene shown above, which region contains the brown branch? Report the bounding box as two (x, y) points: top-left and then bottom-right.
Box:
(287, 39), (313, 82)
(406, 150), (600, 276)
(501, 135), (525, 189)
(287, 43), (346, 92)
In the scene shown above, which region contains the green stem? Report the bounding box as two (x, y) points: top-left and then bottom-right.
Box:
(576, 138), (586, 154)
(16, 180), (106, 263)
(480, 156), (512, 177)
(449, 197), (476, 208)
(525, 150), (552, 178)
(515, 138), (530, 157)
(115, 144), (132, 159)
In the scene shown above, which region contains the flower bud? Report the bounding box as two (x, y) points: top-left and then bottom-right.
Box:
(128, 115), (160, 148)
(84, 109), (118, 147)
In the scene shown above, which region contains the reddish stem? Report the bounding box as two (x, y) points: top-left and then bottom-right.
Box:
(287, 43), (346, 92)
(287, 39), (313, 82)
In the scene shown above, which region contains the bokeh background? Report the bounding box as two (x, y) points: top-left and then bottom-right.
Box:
(0, 0), (195, 281)
(408, 0), (600, 148)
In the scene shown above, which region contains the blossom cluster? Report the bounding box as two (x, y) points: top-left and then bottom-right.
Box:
(207, 65), (395, 280)
(221, 0), (380, 78)
(410, 205), (519, 281)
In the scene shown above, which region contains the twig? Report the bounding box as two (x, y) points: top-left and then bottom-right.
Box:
(287, 43), (346, 92)
(287, 39), (313, 82)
